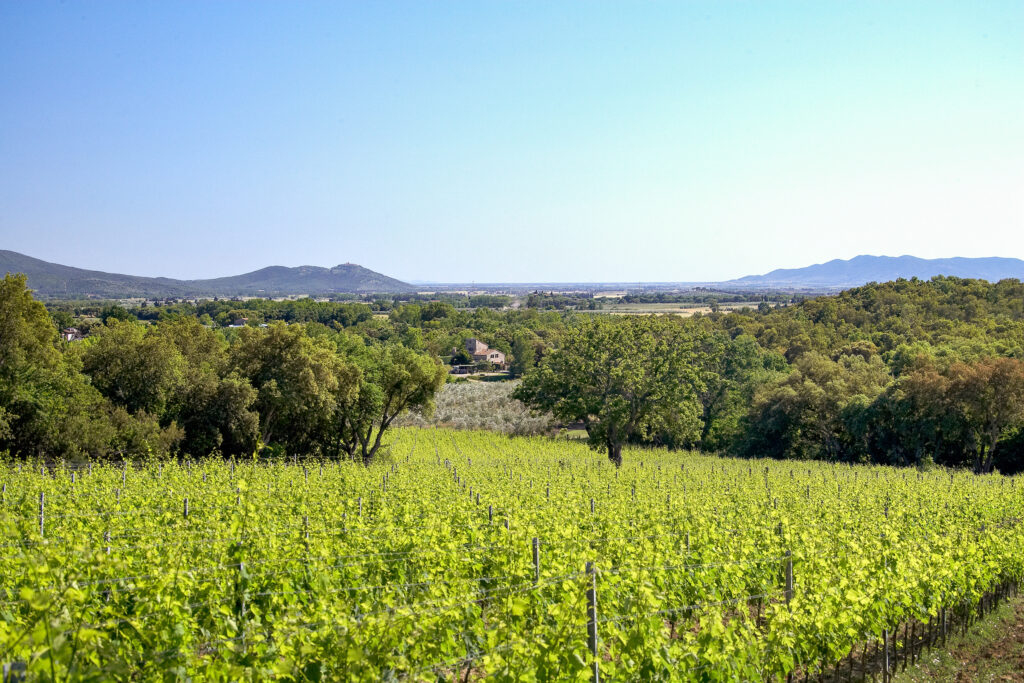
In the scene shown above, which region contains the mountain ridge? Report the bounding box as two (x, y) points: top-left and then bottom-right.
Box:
(4, 250), (1024, 298)
(0, 250), (414, 298)
(725, 255), (1024, 289)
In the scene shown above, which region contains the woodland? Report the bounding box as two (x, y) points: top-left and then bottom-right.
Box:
(3, 274), (1024, 473)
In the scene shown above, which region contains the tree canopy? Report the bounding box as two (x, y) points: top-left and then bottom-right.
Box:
(0, 276), (445, 463)
(10, 271), (1024, 472)
(514, 316), (704, 466)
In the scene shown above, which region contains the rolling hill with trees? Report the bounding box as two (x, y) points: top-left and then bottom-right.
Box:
(0, 250), (415, 298)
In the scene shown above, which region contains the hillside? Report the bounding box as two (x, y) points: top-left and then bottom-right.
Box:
(728, 255), (1024, 289)
(0, 250), (414, 298)
(194, 263), (413, 296)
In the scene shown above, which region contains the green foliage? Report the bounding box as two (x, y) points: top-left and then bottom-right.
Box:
(99, 304), (133, 325)
(693, 333), (787, 452)
(0, 274), (60, 372)
(16, 274), (1024, 471)
(82, 320), (187, 415)
(1, 428), (1022, 679)
(508, 334), (537, 379)
(450, 347), (473, 365)
(169, 371), (259, 458)
(515, 317), (704, 465)
(738, 352), (892, 462)
(332, 344), (447, 463)
(49, 309), (74, 332)
(0, 275), (134, 459)
(229, 323), (356, 455)
(879, 358), (1024, 473)
(3, 282), (443, 462)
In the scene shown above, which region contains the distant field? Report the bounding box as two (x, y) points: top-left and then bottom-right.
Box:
(589, 302), (756, 316)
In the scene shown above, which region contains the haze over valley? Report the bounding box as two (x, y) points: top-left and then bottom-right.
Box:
(7, 249), (1024, 299)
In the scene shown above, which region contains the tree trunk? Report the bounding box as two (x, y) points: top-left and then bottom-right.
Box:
(700, 400), (716, 446)
(982, 436), (999, 473)
(974, 443), (987, 474)
(359, 428), (376, 466)
(608, 441), (622, 468)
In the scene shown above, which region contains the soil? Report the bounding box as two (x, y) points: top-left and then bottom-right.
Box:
(896, 596), (1024, 682)
(949, 599), (1024, 681)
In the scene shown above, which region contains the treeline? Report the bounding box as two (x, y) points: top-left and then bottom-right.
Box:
(702, 277), (1024, 472)
(47, 292), (521, 332)
(1, 275), (446, 462)
(52, 297), (565, 379)
(524, 293), (603, 310)
(515, 277), (1024, 473)
(13, 270), (1024, 472)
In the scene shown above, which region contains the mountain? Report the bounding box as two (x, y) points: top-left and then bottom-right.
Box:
(195, 264), (413, 296)
(0, 250), (414, 298)
(727, 255), (1024, 289)
(0, 251), (192, 298)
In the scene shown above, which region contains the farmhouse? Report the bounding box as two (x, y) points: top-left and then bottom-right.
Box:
(60, 327), (84, 342)
(465, 338), (506, 369)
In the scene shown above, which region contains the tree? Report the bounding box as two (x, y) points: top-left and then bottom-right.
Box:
(947, 358), (1024, 473)
(509, 334), (537, 378)
(169, 372), (260, 457)
(155, 316), (227, 370)
(868, 366), (968, 468)
(450, 348), (473, 365)
(100, 304), (134, 324)
(333, 343), (447, 464)
(78, 317), (262, 458)
(514, 317), (704, 466)
(1, 274), (74, 455)
(0, 274), (168, 459)
(155, 317), (260, 456)
(82, 320), (185, 416)
(49, 309), (75, 333)
(0, 274), (60, 372)
(694, 333), (786, 451)
(229, 323), (358, 455)
(737, 351), (890, 462)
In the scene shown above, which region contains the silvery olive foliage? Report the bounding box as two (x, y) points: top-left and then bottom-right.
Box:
(396, 380), (556, 436)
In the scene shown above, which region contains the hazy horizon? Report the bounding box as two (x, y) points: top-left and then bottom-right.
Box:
(9, 248), (1024, 287)
(2, 2), (1022, 282)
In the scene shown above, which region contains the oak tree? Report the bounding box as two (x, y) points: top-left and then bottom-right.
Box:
(514, 316), (704, 466)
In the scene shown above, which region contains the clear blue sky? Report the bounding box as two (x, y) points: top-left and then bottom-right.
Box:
(2, 1), (1021, 283)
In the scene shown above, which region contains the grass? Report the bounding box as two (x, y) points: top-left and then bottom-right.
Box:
(893, 595), (1024, 682)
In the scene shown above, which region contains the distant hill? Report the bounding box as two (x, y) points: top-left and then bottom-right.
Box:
(0, 250), (414, 298)
(195, 264), (413, 296)
(726, 255), (1024, 289)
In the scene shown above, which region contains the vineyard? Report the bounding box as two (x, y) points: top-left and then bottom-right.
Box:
(1, 428), (1023, 681)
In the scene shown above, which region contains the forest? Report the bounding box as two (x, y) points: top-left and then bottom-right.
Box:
(4, 273), (1024, 472)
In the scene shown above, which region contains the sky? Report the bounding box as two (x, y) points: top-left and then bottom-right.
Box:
(1, 2), (1022, 283)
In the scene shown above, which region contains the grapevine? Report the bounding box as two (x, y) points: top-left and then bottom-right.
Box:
(1, 428), (1022, 681)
